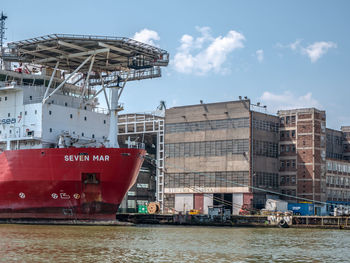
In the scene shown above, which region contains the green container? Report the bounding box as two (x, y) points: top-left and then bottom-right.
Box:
(138, 205), (148, 214)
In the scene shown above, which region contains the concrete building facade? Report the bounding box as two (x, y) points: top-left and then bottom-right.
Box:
(163, 100), (280, 214)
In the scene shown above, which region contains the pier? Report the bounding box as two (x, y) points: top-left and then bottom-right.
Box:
(116, 213), (350, 229)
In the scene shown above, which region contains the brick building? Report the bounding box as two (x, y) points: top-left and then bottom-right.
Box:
(161, 101), (349, 215)
(277, 108), (327, 214)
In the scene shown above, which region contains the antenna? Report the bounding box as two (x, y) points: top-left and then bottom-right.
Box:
(0, 11), (7, 55)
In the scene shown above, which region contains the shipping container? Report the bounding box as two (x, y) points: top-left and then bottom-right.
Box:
(288, 203), (314, 216)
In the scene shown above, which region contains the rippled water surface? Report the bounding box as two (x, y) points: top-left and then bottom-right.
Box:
(0, 224), (349, 262)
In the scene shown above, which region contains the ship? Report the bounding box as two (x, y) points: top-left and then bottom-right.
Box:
(0, 16), (169, 220)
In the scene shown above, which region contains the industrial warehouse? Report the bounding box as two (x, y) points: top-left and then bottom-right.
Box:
(120, 99), (350, 217)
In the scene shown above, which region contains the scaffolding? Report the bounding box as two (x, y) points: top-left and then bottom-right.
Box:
(118, 112), (165, 212)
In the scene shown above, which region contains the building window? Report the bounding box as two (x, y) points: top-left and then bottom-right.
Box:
(137, 183), (149, 188)
(127, 200), (136, 209)
(25, 111), (27, 115)
(84, 116), (87, 121)
(286, 146), (289, 152)
(82, 132), (84, 137)
(29, 96), (32, 100)
(92, 134), (95, 138)
(5, 96), (7, 101)
(84, 106), (87, 110)
(286, 116), (290, 124)
(49, 111), (52, 115)
(49, 128), (52, 133)
(103, 120), (106, 124)
(73, 131), (75, 135)
(280, 145), (284, 152)
(0, 97), (1, 101)
(280, 176), (285, 184)
(291, 130), (295, 137)
(65, 102), (68, 106)
(7, 113), (10, 117)
(9, 130), (12, 134)
(292, 160), (296, 168)
(291, 177), (296, 184)
(70, 114), (73, 119)
(280, 161), (285, 168)
(35, 110), (37, 114)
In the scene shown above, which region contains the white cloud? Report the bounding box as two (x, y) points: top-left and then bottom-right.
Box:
(302, 41), (337, 63)
(133, 29), (160, 46)
(256, 49), (264, 63)
(259, 91), (322, 114)
(173, 27), (245, 75)
(277, 39), (337, 63)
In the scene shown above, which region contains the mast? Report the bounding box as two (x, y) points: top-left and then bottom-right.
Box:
(0, 12), (7, 69)
(108, 86), (120, 148)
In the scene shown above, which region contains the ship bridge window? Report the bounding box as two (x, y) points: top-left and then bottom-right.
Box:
(25, 111), (27, 116)
(84, 116), (87, 121)
(92, 134), (95, 138)
(82, 173), (100, 184)
(7, 113), (10, 117)
(35, 110), (37, 114)
(84, 106), (87, 110)
(65, 102), (68, 107)
(29, 96), (32, 100)
(103, 120), (106, 124)
(49, 128), (52, 133)
(49, 111), (52, 115)
(82, 132), (84, 137)
(70, 114), (73, 119)
(5, 97), (7, 101)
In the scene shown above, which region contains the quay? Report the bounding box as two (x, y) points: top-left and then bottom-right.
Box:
(116, 213), (350, 229)
(0, 214), (348, 229)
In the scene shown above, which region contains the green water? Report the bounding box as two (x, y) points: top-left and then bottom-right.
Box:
(0, 224), (349, 262)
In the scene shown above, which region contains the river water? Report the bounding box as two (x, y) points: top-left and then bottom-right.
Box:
(0, 224), (349, 262)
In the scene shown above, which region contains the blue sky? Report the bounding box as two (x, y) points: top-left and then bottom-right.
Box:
(2, 0), (349, 129)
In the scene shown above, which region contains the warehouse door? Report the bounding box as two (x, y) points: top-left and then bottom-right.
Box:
(194, 194), (204, 213)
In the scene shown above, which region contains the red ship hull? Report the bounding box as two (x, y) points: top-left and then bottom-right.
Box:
(0, 147), (145, 220)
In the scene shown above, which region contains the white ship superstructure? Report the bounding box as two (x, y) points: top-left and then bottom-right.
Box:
(0, 34), (169, 151)
(0, 70), (109, 150)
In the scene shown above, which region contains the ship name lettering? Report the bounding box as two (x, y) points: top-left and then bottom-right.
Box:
(64, 155), (90, 161)
(93, 155), (110, 161)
